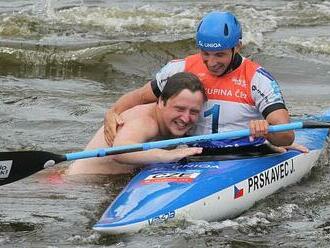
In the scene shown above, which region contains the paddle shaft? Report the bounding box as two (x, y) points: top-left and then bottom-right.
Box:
(65, 121), (329, 161)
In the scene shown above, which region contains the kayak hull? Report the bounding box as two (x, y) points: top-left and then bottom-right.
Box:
(93, 112), (330, 234)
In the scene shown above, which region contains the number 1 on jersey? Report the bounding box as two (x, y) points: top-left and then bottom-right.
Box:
(204, 104), (220, 133)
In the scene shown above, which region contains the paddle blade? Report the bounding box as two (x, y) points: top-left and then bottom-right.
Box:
(303, 121), (330, 129)
(0, 151), (66, 186)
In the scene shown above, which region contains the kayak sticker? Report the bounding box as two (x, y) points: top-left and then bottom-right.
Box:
(142, 172), (200, 184)
(234, 185), (244, 199)
(248, 159), (295, 193)
(171, 164), (220, 170)
(0, 160), (13, 179)
(148, 211), (175, 225)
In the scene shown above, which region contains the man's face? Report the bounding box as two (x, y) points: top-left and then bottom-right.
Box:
(159, 89), (204, 137)
(200, 49), (234, 76)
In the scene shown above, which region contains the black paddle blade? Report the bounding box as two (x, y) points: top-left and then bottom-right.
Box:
(303, 121), (330, 129)
(0, 151), (66, 186)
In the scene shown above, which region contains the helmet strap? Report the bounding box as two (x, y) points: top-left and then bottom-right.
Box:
(219, 49), (242, 76)
(220, 48), (235, 76)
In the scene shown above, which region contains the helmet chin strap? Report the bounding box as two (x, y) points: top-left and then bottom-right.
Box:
(219, 48), (235, 76)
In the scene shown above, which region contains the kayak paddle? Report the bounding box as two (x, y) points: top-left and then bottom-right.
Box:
(1, 120), (330, 186)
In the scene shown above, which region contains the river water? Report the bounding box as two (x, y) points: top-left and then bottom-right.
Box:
(1, 0), (330, 247)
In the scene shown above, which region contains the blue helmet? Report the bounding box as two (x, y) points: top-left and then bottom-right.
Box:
(196, 11), (242, 51)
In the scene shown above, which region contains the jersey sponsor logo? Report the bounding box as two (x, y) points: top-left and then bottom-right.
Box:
(255, 68), (284, 103)
(232, 78), (247, 88)
(251, 85), (269, 104)
(142, 172), (200, 184)
(0, 160), (13, 179)
(248, 159), (295, 193)
(270, 80), (284, 102)
(148, 211), (176, 225)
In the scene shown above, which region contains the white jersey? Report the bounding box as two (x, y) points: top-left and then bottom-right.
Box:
(151, 53), (286, 135)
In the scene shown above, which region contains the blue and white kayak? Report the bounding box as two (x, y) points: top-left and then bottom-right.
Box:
(93, 112), (330, 234)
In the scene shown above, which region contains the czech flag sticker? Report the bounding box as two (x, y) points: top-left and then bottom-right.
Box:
(234, 185), (244, 199)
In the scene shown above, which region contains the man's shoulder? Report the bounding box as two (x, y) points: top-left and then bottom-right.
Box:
(132, 115), (159, 139)
(241, 57), (275, 78)
(238, 57), (270, 81)
(241, 57), (261, 69)
(124, 105), (158, 129)
(184, 53), (202, 63)
(161, 58), (185, 72)
(156, 59), (186, 81)
(123, 104), (154, 118)
(166, 53), (200, 66)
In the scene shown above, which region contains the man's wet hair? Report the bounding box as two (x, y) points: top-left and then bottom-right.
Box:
(160, 72), (207, 104)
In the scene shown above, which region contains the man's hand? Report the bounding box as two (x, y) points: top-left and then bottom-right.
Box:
(249, 119), (269, 142)
(266, 142), (309, 153)
(163, 147), (203, 163)
(104, 108), (124, 146)
(285, 143), (309, 153)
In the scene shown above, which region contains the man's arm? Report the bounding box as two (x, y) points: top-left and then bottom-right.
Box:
(111, 82), (158, 114)
(113, 146), (203, 165)
(249, 109), (295, 146)
(251, 67), (295, 146)
(265, 108), (295, 146)
(104, 82), (158, 145)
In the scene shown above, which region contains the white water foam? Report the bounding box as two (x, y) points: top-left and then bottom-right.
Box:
(33, 0), (55, 19)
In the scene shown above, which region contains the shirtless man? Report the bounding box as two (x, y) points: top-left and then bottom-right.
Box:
(66, 72), (207, 175)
